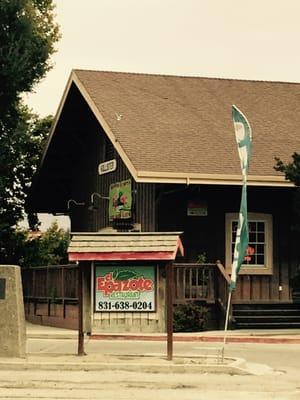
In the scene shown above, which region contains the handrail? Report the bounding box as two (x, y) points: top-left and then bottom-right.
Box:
(173, 263), (216, 268)
(24, 296), (78, 301)
(216, 261), (231, 285)
(214, 261), (233, 328)
(24, 264), (77, 270)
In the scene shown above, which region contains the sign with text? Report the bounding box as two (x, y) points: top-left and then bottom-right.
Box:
(95, 265), (156, 312)
(187, 200), (208, 216)
(98, 159), (117, 175)
(109, 179), (132, 220)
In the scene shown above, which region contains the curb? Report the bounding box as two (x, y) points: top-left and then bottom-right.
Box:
(90, 334), (300, 344)
(0, 355), (250, 375)
(28, 334), (77, 340)
(26, 334), (300, 344)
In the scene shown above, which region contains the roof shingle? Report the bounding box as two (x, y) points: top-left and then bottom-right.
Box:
(73, 70), (300, 181)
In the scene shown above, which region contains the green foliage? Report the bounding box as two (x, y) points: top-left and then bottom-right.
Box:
(173, 302), (209, 332)
(0, 222), (69, 268)
(28, 221), (70, 267)
(0, 228), (28, 266)
(0, 0), (60, 109)
(0, 107), (52, 228)
(196, 252), (207, 264)
(275, 153), (300, 186)
(0, 109), (52, 260)
(275, 153), (300, 231)
(0, 0), (59, 257)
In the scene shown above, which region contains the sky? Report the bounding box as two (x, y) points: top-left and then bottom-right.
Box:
(25, 0), (300, 117)
(23, 0), (300, 229)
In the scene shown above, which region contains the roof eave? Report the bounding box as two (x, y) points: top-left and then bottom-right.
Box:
(135, 171), (293, 187)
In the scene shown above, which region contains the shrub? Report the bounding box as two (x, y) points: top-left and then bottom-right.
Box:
(173, 302), (209, 332)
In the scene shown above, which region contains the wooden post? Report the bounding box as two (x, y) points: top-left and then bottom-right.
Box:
(77, 262), (85, 356)
(62, 267), (66, 319)
(33, 269), (37, 316)
(166, 262), (174, 361)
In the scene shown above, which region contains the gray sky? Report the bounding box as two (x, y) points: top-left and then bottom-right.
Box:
(25, 0), (300, 117)
(23, 0), (300, 230)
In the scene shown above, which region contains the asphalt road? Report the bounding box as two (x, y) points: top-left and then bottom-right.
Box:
(27, 337), (300, 370)
(0, 339), (299, 400)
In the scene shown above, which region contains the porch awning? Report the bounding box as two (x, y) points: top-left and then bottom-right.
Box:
(68, 232), (184, 261)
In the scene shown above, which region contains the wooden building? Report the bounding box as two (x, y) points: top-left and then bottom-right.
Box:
(27, 70), (300, 331)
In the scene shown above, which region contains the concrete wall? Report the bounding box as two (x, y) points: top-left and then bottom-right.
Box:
(0, 265), (26, 357)
(25, 302), (78, 330)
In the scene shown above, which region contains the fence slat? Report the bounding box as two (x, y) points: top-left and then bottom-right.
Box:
(173, 263), (216, 303)
(22, 265), (79, 316)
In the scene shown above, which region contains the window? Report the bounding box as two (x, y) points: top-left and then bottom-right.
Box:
(225, 213), (273, 275)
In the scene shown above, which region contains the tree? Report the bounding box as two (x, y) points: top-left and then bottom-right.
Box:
(0, 108), (52, 228)
(275, 153), (300, 229)
(1, 222), (69, 268)
(275, 153), (300, 186)
(0, 0), (60, 261)
(0, 0), (59, 223)
(0, 0), (60, 111)
(0, 109), (53, 263)
(26, 221), (70, 267)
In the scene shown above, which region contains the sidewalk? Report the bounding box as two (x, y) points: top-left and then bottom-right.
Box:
(0, 322), (298, 376)
(26, 322), (300, 344)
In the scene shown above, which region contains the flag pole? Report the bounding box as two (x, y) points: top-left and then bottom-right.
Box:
(221, 290), (232, 362)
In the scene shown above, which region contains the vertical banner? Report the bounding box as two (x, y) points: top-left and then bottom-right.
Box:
(230, 105), (252, 291)
(222, 105), (253, 359)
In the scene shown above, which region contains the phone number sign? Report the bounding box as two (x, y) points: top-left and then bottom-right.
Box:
(95, 265), (156, 312)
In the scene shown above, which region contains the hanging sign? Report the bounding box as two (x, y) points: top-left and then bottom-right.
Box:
(187, 200), (208, 216)
(98, 159), (117, 175)
(95, 265), (156, 312)
(109, 179), (132, 220)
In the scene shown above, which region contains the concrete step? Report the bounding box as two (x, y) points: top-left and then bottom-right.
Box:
(236, 322), (300, 329)
(234, 309), (300, 316)
(232, 303), (300, 329)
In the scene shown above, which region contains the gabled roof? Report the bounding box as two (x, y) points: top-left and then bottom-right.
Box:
(40, 69), (300, 187)
(68, 232), (184, 261)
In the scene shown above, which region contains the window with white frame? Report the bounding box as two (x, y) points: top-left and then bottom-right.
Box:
(225, 213), (273, 275)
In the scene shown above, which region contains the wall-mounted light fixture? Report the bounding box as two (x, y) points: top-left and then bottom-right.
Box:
(88, 192), (109, 211)
(67, 199), (85, 210)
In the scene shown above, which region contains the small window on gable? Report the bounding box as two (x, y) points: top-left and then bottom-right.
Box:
(225, 213), (273, 275)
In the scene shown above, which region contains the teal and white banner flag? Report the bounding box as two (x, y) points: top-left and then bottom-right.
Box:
(230, 105), (252, 291)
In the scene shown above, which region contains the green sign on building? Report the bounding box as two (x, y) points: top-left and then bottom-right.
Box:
(108, 179), (132, 220)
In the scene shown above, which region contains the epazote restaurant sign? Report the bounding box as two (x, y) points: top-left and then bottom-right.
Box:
(95, 265), (156, 312)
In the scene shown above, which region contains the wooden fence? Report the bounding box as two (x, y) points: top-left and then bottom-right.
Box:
(22, 262), (230, 330)
(173, 262), (231, 328)
(22, 264), (79, 329)
(173, 263), (216, 303)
